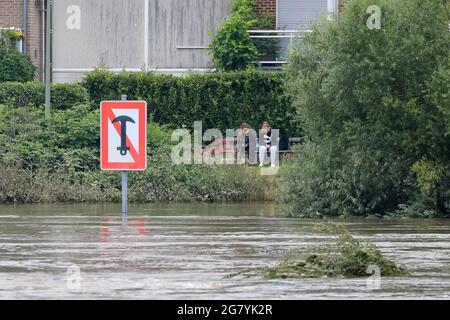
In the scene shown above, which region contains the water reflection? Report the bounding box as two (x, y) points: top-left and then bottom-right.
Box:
(100, 215), (148, 243)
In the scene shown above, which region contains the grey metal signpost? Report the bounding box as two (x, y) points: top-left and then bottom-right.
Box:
(101, 96), (146, 215)
(121, 94), (128, 215)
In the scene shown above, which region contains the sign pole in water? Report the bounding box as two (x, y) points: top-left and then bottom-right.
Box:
(122, 169), (128, 214)
(100, 96), (147, 215)
(121, 95), (128, 215)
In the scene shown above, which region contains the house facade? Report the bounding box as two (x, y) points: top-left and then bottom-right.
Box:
(0, 0), (339, 83)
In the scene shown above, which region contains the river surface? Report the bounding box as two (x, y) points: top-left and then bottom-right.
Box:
(0, 203), (449, 299)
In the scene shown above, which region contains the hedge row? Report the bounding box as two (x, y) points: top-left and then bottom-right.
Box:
(0, 82), (88, 109)
(0, 70), (298, 135)
(83, 69), (298, 135)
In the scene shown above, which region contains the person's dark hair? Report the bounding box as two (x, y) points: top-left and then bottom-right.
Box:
(261, 121), (270, 128)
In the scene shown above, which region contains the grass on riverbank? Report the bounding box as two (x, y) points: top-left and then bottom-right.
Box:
(229, 222), (409, 279)
(0, 161), (280, 204)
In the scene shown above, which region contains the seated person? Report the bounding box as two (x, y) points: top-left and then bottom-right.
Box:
(258, 121), (278, 167)
(236, 122), (250, 164)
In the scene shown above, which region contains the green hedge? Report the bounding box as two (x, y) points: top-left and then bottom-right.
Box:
(83, 69), (298, 135)
(0, 70), (298, 135)
(0, 82), (89, 109)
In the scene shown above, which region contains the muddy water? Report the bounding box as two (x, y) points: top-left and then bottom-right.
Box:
(0, 203), (449, 299)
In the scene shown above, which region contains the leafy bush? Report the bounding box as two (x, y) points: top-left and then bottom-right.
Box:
(0, 82), (88, 109)
(282, 0), (450, 217)
(51, 83), (89, 109)
(0, 50), (36, 82)
(81, 68), (120, 103)
(212, 0), (280, 66)
(0, 81), (44, 107)
(0, 104), (100, 171)
(83, 69), (298, 136)
(0, 29), (35, 82)
(209, 0), (259, 71)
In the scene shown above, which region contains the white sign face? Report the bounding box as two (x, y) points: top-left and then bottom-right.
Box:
(100, 101), (147, 171)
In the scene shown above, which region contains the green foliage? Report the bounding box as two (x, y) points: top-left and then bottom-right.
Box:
(411, 159), (441, 199)
(309, 222), (408, 277)
(0, 50), (36, 82)
(128, 160), (271, 203)
(428, 55), (450, 140)
(0, 164), (121, 203)
(0, 82), (88, 109)
(0, 104), (100, 171)
(0, 29), (23, 48)
(211, 0), (280, 68)
(230, 222), (408, 279)
(283, 0), (450, 217)
(0, 29), (35, 82)
(51, 83), (89, 110)
(210, 0), (259, 71)
(0, 104), (278, 204)
(0, 82), (44, 107)
(82, 69), (298, 136)
(0, 159), (276, 204)
(81, 68), (120, 103)
(406, 158), (450, 217)
(231, 0), (255, 15)
(147, 121), (172, 150)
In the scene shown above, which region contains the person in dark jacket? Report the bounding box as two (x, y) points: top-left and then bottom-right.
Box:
(236, 122), (251, 164)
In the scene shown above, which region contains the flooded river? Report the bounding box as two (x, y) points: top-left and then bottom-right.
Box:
(0, 203), (449, 299)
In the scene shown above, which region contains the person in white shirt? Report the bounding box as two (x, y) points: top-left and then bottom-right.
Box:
(258, 121), (278, 167)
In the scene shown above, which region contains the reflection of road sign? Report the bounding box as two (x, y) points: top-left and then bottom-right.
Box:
(100, 101), (147, 170)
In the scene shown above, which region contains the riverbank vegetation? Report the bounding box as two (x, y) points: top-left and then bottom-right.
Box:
(229, 222), (408, 279)
(0, 68), (290, 204)
(0, 69), (290, 204)
(282, 0), (450, 218)
(0, 104), (278, 204)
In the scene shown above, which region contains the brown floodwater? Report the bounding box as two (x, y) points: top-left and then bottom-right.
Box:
(0, 202), (449, 299)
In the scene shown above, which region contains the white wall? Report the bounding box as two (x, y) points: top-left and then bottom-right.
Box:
(52, 0), (232, 83)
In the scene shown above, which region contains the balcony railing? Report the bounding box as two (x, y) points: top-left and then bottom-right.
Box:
(247, 29), (313, 68)
(175, 29), (313, 69)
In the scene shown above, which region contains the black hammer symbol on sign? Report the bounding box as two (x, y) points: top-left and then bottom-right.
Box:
(112, 115), (135, 156)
